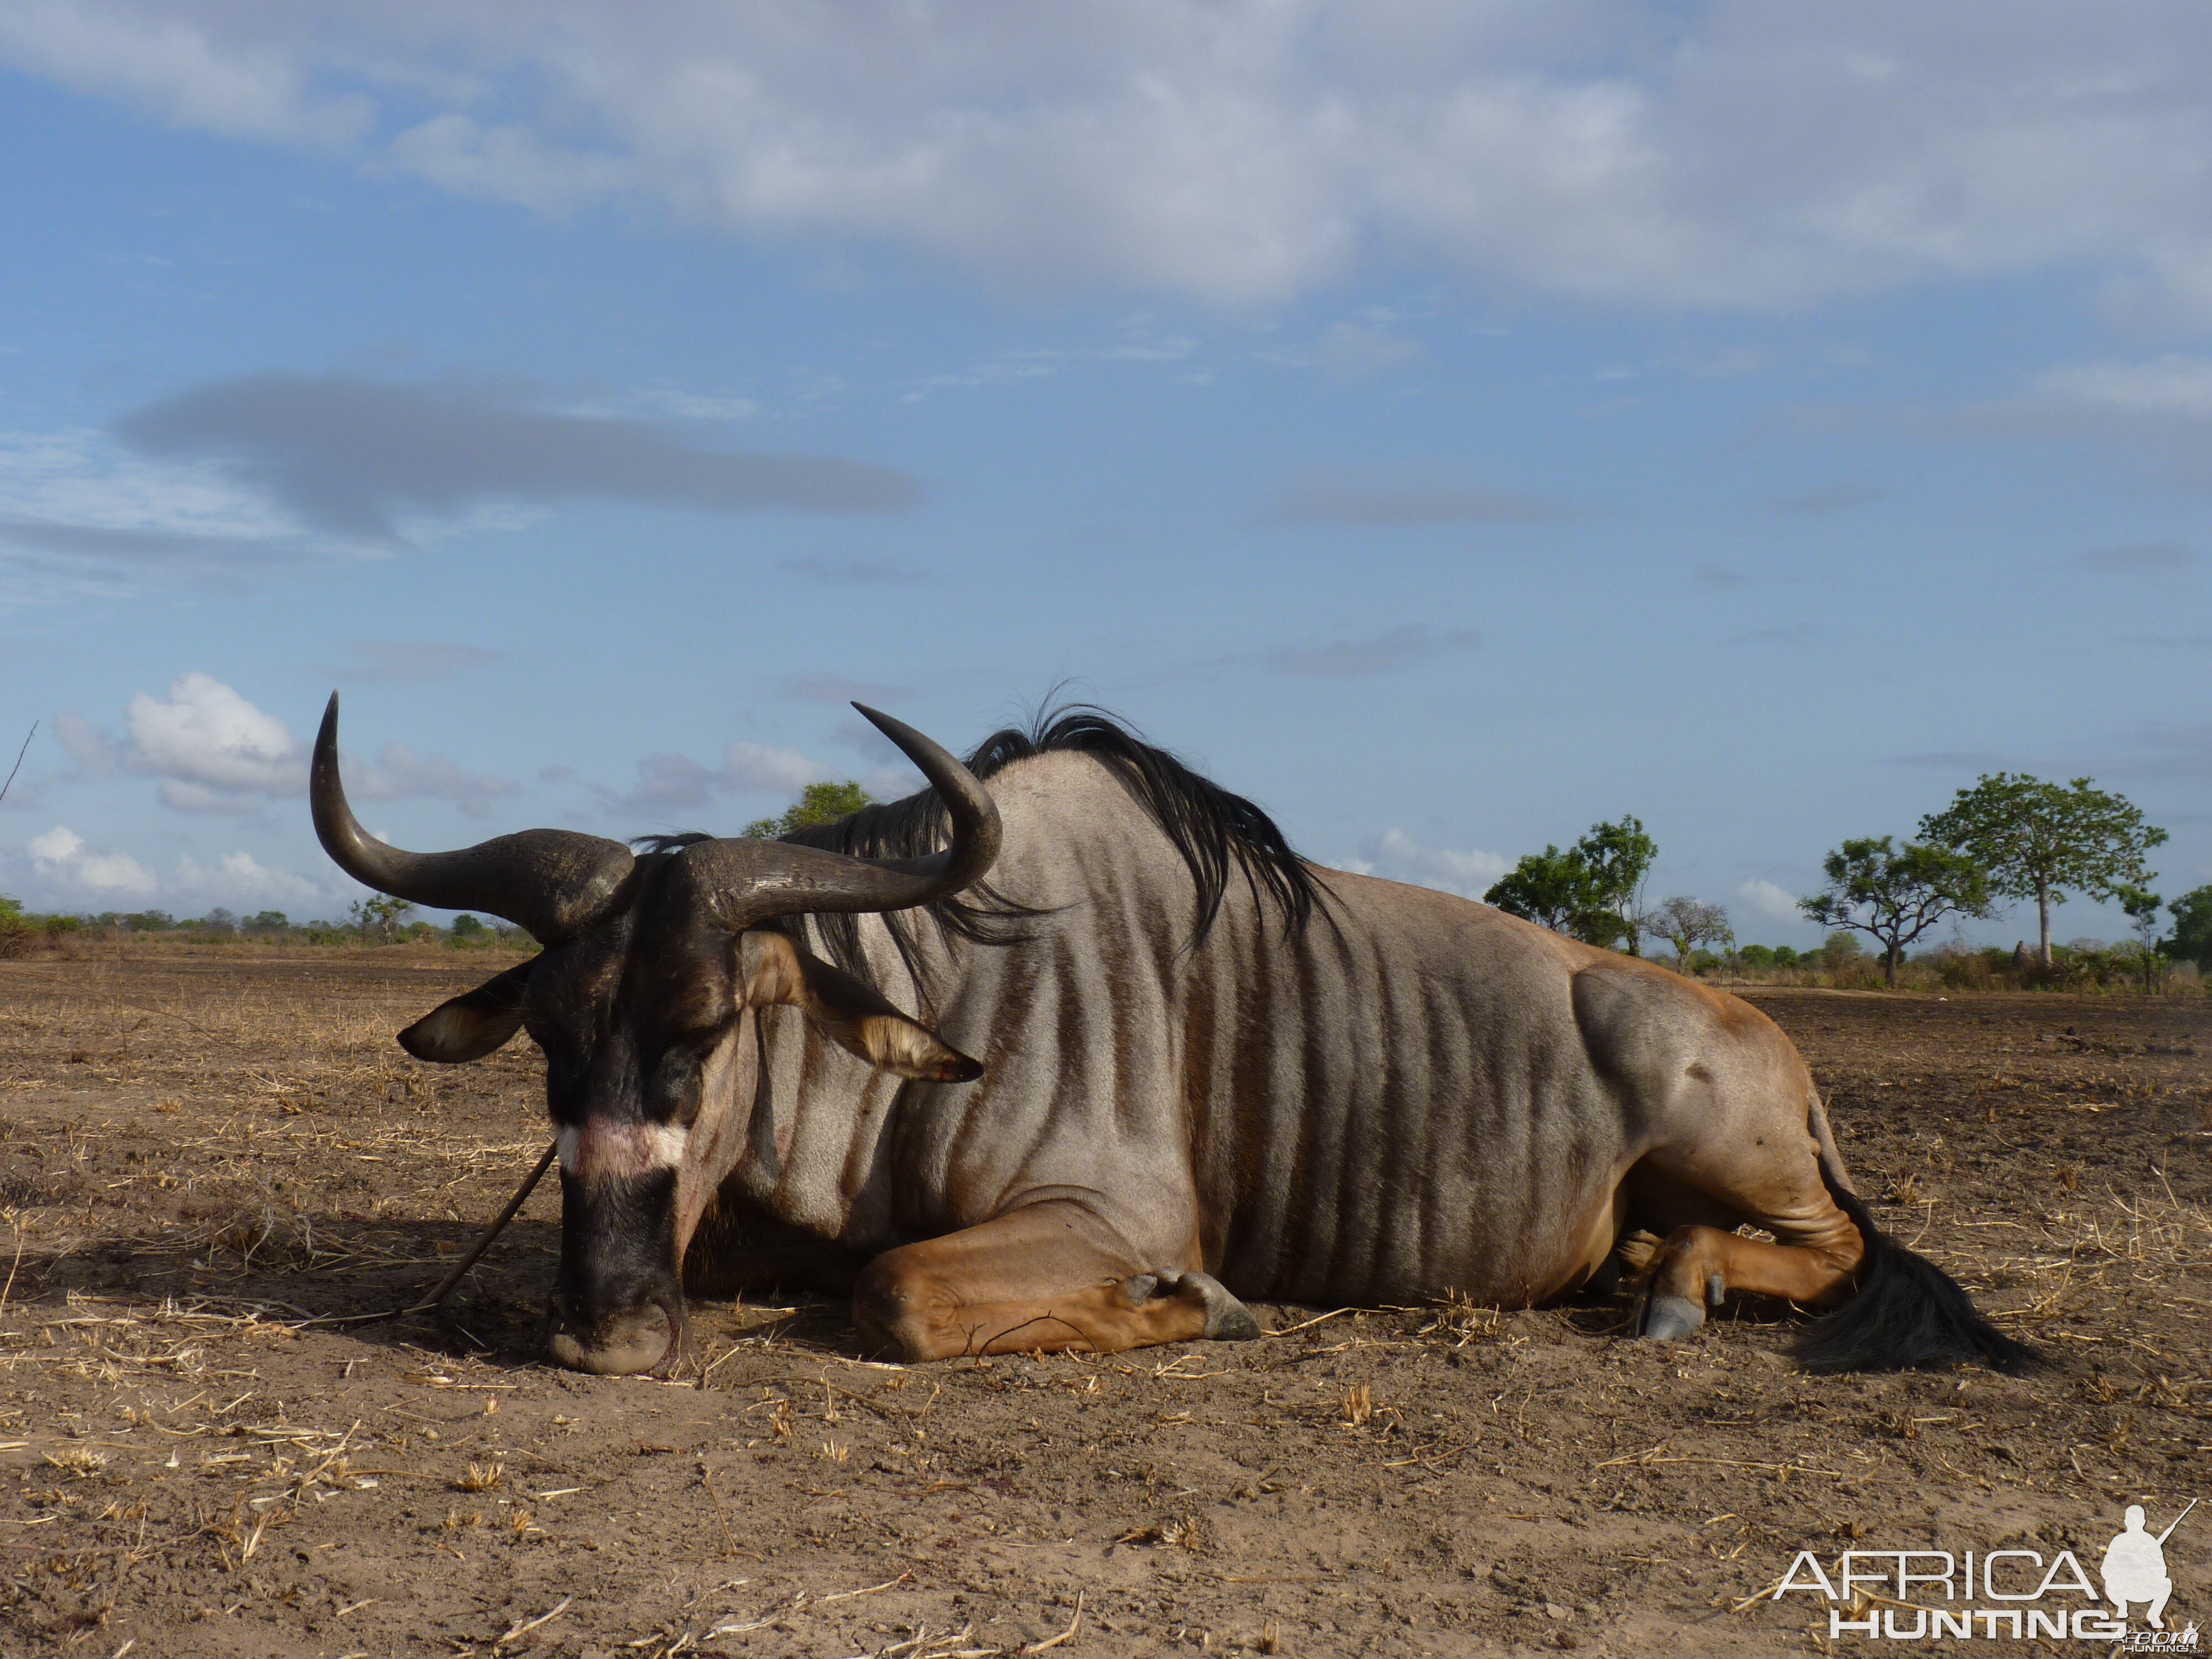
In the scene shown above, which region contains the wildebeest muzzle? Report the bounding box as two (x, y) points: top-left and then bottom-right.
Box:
(546, 1160), (686, 1376)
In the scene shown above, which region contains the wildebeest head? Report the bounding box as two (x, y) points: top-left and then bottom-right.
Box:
(310, 694), (998, 1375)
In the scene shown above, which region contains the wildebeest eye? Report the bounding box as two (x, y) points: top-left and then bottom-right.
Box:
(646, 1043), (706, 1121)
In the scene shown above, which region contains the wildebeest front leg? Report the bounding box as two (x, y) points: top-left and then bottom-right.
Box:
(853, 1202), (1259, 1361)
(1638, 1225), (1862, 1339)
(1626, 1150), (1865, 1340)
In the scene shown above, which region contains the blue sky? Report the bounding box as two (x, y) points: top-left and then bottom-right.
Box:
(2, 2), (2208, 947)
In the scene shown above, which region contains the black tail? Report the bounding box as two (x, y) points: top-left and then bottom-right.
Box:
(1794, 1161), (2039, 1375)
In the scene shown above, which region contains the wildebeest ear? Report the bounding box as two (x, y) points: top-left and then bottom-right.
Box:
(739, 931), (983, 1083)
(398, 961), (534, 1063)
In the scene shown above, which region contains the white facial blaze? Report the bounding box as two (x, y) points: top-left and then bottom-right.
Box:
(557, 1120), (688, 1180)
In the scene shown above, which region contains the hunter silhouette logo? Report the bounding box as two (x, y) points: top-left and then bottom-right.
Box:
(1769, 1499), (2198, 1644)
(2105, 1501), (2194, 1632)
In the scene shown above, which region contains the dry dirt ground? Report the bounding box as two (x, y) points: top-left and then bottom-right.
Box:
(0, 947), (2206, 1658)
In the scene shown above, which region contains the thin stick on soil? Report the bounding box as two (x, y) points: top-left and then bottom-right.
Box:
(817, 1572), (914, 1604)
(701, 1465), (748, 1559)
(297, 1141), (557, 1327)
(0, 1227), (22, 1320)
(494, 1594), (572, 1648)
(106, 998), (241, 1048)
(1264, 1307), (1358, 1338)
(1022, 1591), (1084, 1654)
(410, 1138), (560, 1308)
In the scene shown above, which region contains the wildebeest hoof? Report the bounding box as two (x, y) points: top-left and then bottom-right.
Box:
(1168, 1271), (1261, 1340)
(1640, 1293), (1707, 1342)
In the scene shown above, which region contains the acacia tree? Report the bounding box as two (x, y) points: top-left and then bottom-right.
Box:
(1799, 838), (1993, 988)
(348, 893), (414, 942)
(744, 780), (874, 840)
(1919, 774), (2166, 968)
(1650, 896), (1733, 975)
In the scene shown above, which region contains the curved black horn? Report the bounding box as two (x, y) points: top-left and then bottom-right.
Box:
(311, 692), (634, 943)
(679, 702), (1001, 930)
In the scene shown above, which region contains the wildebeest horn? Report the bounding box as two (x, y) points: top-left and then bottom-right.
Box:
(677, 702), (1002, 929)
(311, 692), (635, 943)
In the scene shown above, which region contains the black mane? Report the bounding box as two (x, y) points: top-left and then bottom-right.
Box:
(632, 832), (713, 855)
(775, 705), (1324, 1003)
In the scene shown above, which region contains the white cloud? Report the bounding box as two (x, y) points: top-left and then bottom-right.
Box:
(2034, 356), (2212, 420)
(176, 850), (325, 903)
(346, 742), (518, 818)
(112, 373), (920, 542)
(0, 375), (909, 607)
(18, 826), (323, 907)
(0, 427), (310, 606)
(27, 825), (158, 895)
(0, 429), (287, 539)
(127, 671), (301, 800)
(0, 0), (373, 147)
(385, 113), (633, 215)
(53, 708), (114, 779)
(1738, 878), (1803, 923)
(8, 6), (2212, 310)
(611, 739), (828, 818)
(154, 780), (266, 815)
(622, 387), (761, 422)
(1340, 828), (1509, 899)
(1310, 321), (1423, 378)
(67, 673), (517, 816)
(718, 742), (823, 796)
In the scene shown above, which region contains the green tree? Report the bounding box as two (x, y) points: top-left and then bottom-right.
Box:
(1484, 816), (1658, 952)
(349, 894), (415, 942)
(743, 780), (874, 840)
(2117, 884), (2164, 993)
(1483, 846), (1597, 934)
(1575, 815), (1658, 954)
(1800, 837), (1994, 988)
(1650, 896), (1733, 975)
(0, 895), (31, 960)
(1919, 774), (2167, 968)
(2164, 884), (2212, 971)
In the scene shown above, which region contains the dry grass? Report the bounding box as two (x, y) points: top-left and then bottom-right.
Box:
(0, 956), (2205, 1656)
(452, 1462), (503, 1493)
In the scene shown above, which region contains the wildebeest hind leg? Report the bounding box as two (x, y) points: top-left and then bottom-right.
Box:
(1626, 1155), (1864, 1341)
(852, 1201), (1258, 1362)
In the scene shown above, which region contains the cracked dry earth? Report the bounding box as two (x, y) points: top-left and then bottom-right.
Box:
(0, 946), (2206, 1657)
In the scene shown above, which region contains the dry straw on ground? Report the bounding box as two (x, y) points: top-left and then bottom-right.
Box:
(0, 947), (2205, 1654)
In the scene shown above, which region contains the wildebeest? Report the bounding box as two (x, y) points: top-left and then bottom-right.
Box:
(311, 695), (2030, 1378)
